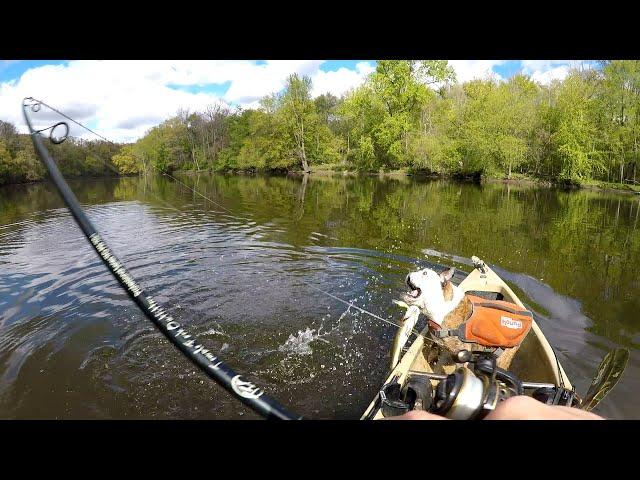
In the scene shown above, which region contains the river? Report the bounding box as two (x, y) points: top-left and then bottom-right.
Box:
(0, 173), (638, 419)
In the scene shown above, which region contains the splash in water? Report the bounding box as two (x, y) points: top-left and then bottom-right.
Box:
(278, 328), (319, 356)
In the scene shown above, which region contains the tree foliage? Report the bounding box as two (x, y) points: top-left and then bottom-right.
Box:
(4, 60), (640, 186)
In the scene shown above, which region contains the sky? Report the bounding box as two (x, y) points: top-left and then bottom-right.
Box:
(0, 60), (593, 143)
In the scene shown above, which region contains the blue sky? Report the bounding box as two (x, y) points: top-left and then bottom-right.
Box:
(0, 60), (66, 81)
(0, 60), (585, 142)
(493, 61), (523, 78)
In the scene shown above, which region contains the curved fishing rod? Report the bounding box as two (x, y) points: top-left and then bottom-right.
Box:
(22, 97), (300, 420)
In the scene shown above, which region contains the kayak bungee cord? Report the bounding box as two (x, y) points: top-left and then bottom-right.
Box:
(22, 96), (300, 420)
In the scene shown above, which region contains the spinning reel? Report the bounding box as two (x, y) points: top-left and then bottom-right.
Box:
(378, 350), (580, 420)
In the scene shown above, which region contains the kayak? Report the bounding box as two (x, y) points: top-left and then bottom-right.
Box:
(361, 256), (573, 419)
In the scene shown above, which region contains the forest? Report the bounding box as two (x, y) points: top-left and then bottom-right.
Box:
(2, 60), (640, 187)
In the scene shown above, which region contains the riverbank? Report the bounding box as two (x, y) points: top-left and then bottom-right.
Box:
(4, 166), (640, 196)
(579, 179), (640, 195)
(488, 176), (640, 195)
(290, 165), (640, 196)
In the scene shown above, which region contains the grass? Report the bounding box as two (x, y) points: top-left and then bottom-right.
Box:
(580, 178), (640, 194)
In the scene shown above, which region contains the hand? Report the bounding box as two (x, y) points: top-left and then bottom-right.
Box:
(386, 395), (604, 420)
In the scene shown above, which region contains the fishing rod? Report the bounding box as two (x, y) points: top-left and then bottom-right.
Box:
(22, 96), (300, 420)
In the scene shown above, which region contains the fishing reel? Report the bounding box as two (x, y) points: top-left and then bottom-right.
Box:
(379, 350), (580, 420)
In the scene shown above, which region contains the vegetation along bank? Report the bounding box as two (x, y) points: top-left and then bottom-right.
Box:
(2, 60), (640, 193)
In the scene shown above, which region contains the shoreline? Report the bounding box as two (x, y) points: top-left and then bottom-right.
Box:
(3, 168), (640, 196)
(300, 167), (640, 196)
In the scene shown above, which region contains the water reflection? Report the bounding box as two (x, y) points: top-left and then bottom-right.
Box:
(0, 173), (638, 419)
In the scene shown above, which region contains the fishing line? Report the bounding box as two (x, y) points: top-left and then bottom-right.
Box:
(161, 171), (233, 214)
(26, 96), (232, 215)
(30, 97), (413, 336)
(302, 282), (422, 336)
(22, 96), (299, 420)
(28, 97), (112, 143)
(22, 96), (423, 417)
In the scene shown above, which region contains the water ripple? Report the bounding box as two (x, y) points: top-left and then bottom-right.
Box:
(1, 175), (638, 419)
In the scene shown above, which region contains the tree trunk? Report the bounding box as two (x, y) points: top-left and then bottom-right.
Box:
(192, 148), (200, 172)
(634, 138), (638, 184)
(211, 130), (218, 162)
(347, 132), (350, 159)
(300, 118), (309, 172)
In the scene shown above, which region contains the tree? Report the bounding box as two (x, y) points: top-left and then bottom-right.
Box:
(280, 74), (315, 172)
(112, 145), (141, 174)
(0, 140), (13, 184)
(492, 75), (539, 178)
(549, 73), (604, 182)
(0, 138), (45, 184)
(0, 120), (19, 154)
(339, 85), (386, 168)
(599, 61), (640, 183)
(314, 93), (339, 127)
(371, 60), (455, 117)
(342, 60), (456, 169)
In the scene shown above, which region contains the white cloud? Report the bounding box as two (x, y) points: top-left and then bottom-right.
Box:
(448, 60), (506, 83)
(0, 60), (372, 143)
(0, 61), (233, 143)
(448, 60), (591, 86)
(311, 62), (375, 97)
(530, 65), (571, 85)
(520, 60), (572, 74)
(223, 60), (324, 104)
(521, 60), (595, 85)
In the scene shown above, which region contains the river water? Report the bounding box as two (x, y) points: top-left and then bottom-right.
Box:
(0, 173), (638, 419)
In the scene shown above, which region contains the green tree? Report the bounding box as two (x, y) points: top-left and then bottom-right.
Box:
(0, 140), (13, 184)
(599, 61), (640, 183)
(342, 60), (456, 169)
(549, 73), (604, 182)
(279, 74), (316, 172)
(112, 145), (141, 174)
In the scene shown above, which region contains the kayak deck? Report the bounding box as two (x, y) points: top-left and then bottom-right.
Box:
(361, 257), (572, 420)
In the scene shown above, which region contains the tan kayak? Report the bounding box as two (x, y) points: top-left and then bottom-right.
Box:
(361, 256), (572, 419)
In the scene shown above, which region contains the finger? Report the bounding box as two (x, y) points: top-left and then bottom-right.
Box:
(485, 396), (604, 420)
(548, 405), (605, 420)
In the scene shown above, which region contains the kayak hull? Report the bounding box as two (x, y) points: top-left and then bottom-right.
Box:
(361, 257), (572, 420)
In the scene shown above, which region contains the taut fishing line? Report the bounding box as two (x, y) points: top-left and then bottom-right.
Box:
(302, 282), (422, 336)
(21, 96), (420, 418)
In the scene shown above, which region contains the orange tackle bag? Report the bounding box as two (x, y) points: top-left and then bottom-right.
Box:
(435, 295), (533, 349)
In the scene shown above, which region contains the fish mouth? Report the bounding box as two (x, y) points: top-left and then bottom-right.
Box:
(405, 276), (422, 299)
